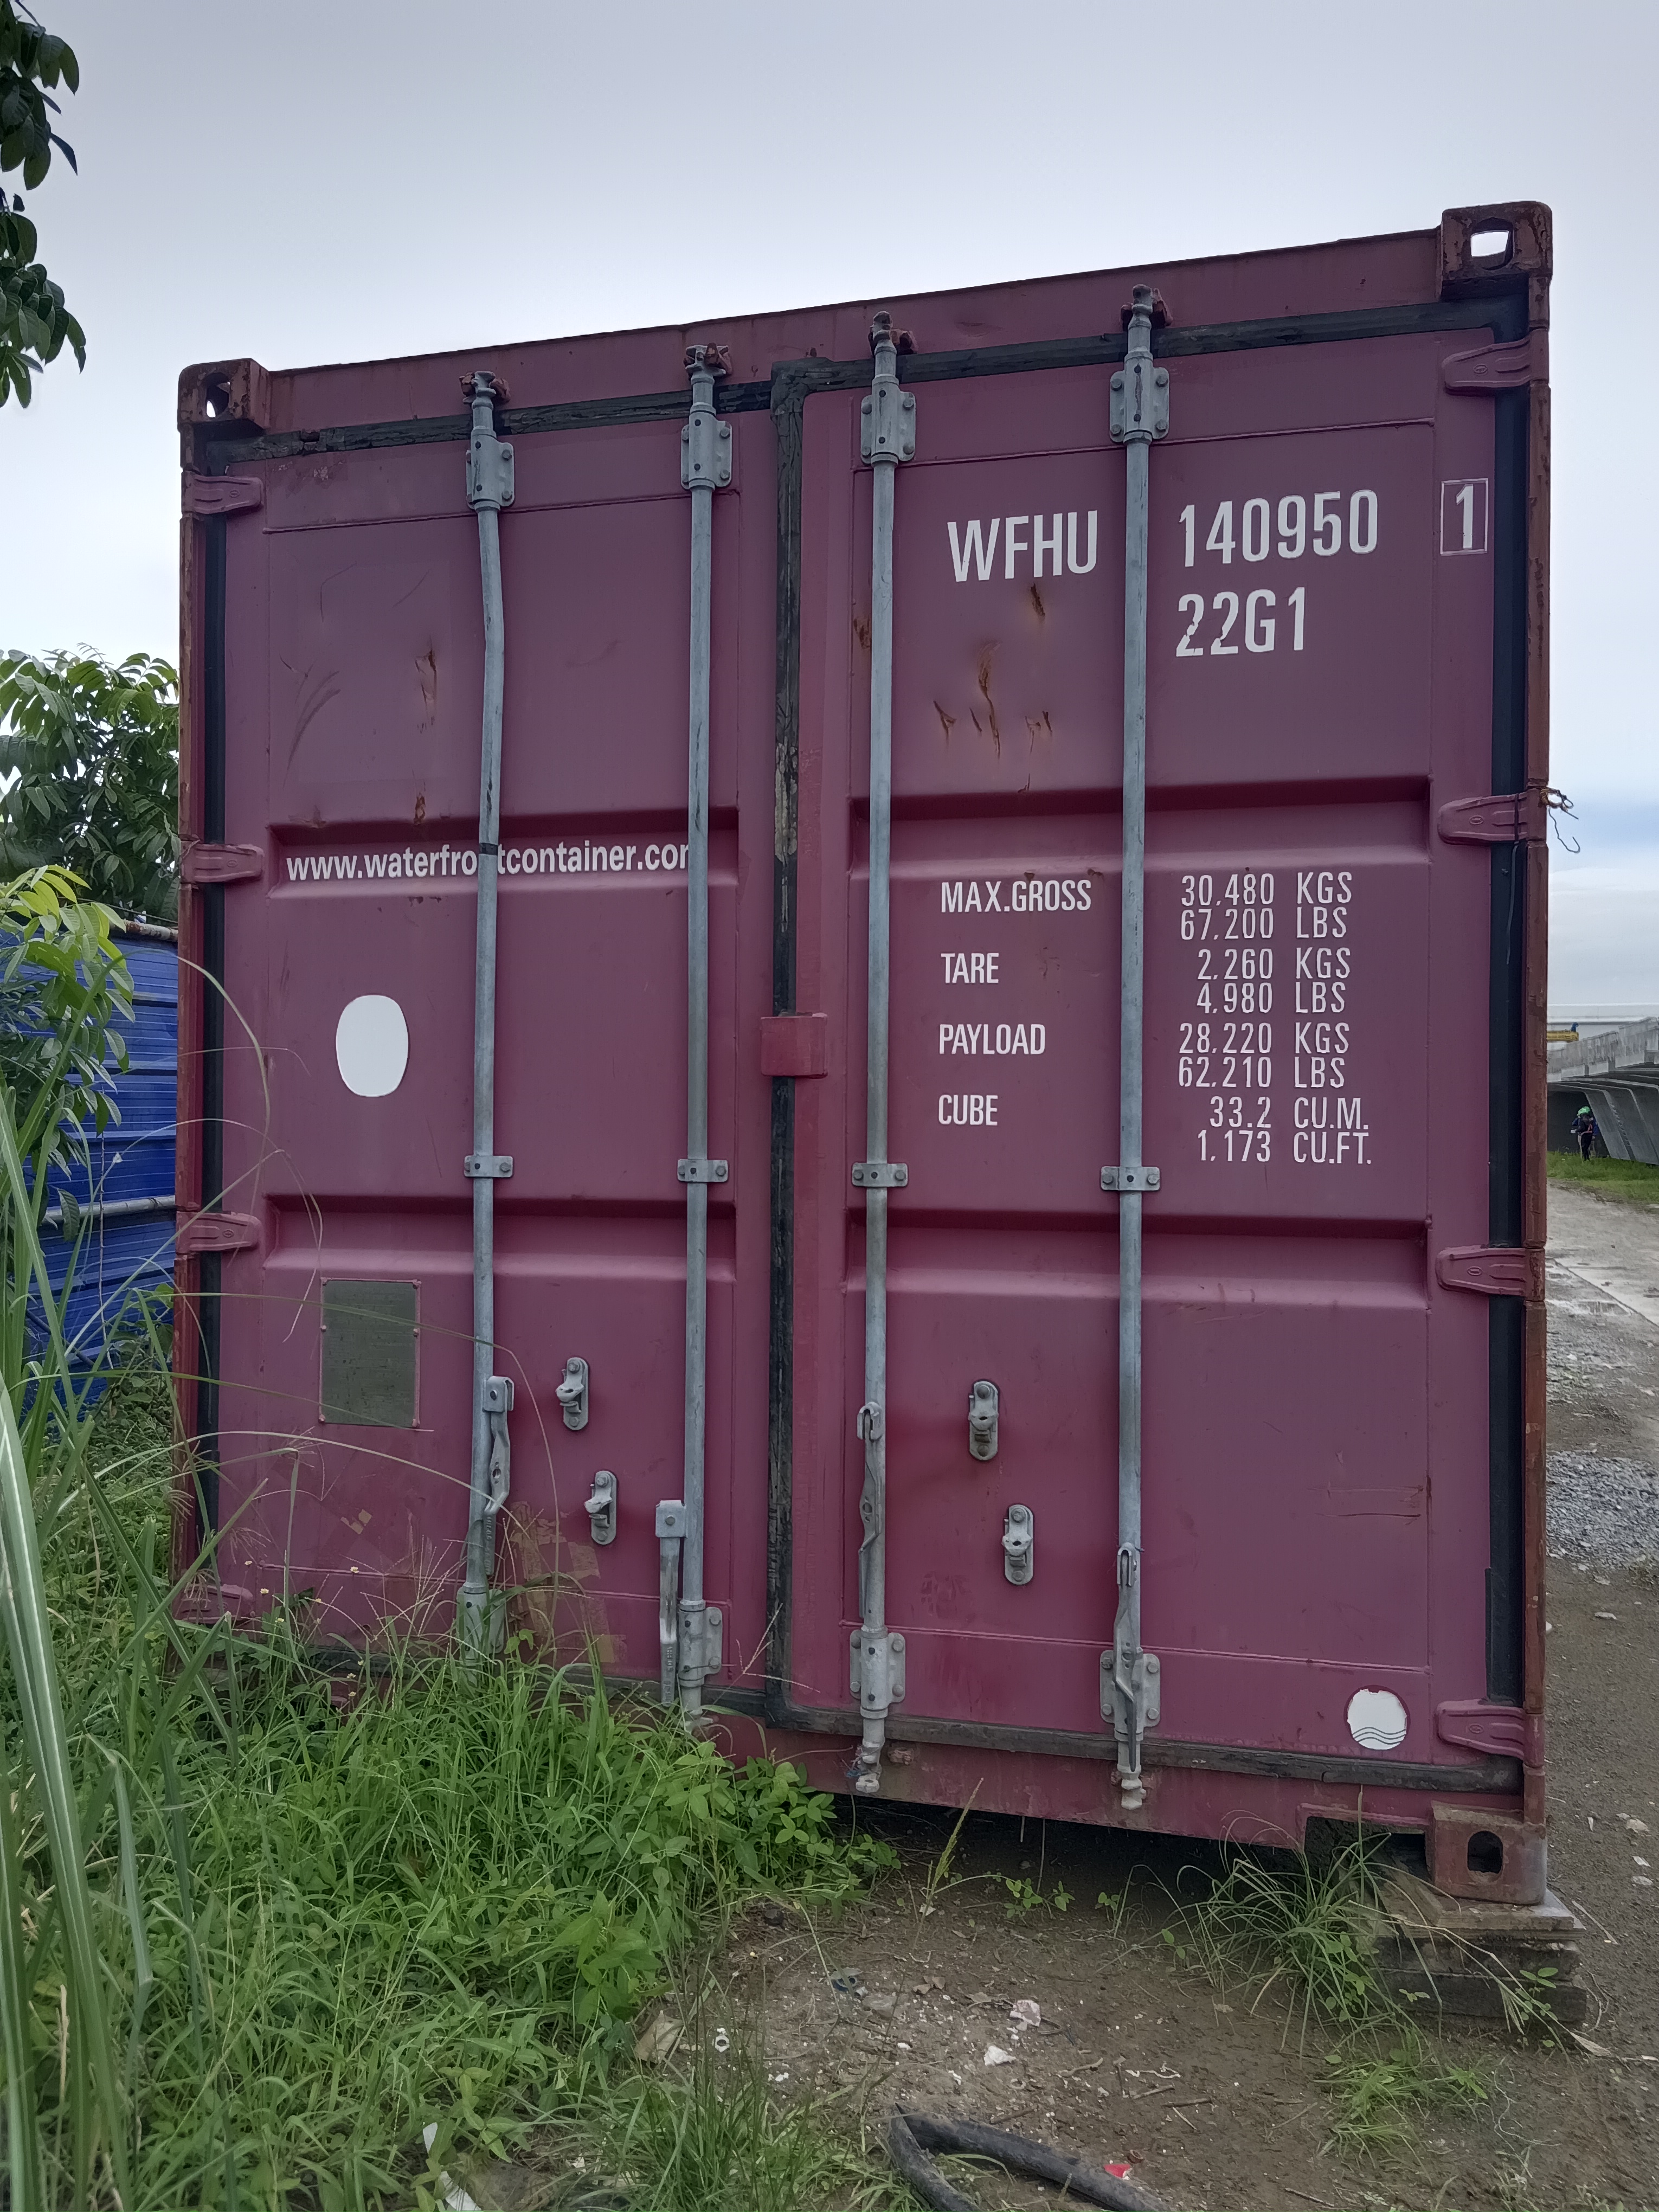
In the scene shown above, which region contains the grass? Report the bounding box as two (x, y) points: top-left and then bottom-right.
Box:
(1167, 1834), (1515, 2159)
(1322, 2023), (1488, 2157)
(7, 1344), (906, 2210)
(1547, 1152), (1659, 1201)
(0, 907), (912, 2210)
(1169, 1831), (1386, 2039)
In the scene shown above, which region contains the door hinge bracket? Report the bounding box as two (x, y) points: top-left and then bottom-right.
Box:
(1437, 791), (1546, 844)
(184, 473), (264, 517)
(1442, 329), (1548, 392)
(182, 841), (263, 885)
(1436, 1699), (1543, 1765)
(1436, 1245), (1544, 1300)
(176, 1209), (260, 1256)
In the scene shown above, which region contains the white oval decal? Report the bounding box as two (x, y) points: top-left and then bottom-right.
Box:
(335, 994), (409, 1098)
(1346, 1688), (1407, 1752)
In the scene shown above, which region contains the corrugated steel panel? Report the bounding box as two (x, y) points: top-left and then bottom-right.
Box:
(38, 930), (177, 1366)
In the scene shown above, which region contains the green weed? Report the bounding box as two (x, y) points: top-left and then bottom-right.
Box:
(1171, 1834), (1385, 2036)
(566, 2021), (905, 2212)
(1001, 1875), (1070, 1918)
(1323, 2022), (1487, 2158)
(919, 1789), (976, 1918)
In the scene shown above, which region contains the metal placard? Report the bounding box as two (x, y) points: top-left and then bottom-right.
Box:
(320, 1279), (419, 1427)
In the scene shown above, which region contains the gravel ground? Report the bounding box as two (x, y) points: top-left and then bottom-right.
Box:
(1547, 1180), (1659, 1568)
(1548, 1451), (1659, 1565)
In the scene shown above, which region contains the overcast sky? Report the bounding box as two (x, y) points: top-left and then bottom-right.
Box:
(5, 0), (1654, 1005)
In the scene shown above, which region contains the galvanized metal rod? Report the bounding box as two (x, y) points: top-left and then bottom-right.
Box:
(1110, 292), (1166, 1808)
(853, 318), (914, 1795)
(678, 352), (721, 1716)
(861, 433), (896, 1654)
(460, 374), (513, 1656)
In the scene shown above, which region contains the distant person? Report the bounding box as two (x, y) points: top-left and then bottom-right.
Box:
(1571, 1103), (1598, 1161)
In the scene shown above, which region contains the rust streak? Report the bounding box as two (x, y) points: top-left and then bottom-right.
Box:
(1029, 583), (1046, 622)
(934, 701), (956, 743)
(976, 649), (1002, 756)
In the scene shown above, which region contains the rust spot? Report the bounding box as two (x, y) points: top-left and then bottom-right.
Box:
(853, 614), (871, 651)
(413, 791), (427, 825)
(1024, 709), (1055, 752)
(1029, 583), (1046, 622)
(934, 701), (956, 742)
(976, 648), (1002, 756)
(416, 647), (439, 725)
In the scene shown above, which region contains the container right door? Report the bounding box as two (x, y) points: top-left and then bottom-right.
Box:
(785, 326), (1512, 1782)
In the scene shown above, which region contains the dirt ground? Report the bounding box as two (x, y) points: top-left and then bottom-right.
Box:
(705, 1175), (1659, 2211)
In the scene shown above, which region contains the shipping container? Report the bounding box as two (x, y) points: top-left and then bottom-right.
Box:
(175, 203), (1551, 1904)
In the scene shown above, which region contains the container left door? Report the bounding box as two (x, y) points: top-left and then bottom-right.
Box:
(192, 403), (774, 1677)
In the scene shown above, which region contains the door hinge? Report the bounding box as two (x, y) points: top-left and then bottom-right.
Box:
(1437, 791), (1546, 844)
(1436, 1246), (1545, 1300)
(176, 1210), (260, 1256)
(1436, 1700), (1543, 1765)
(1442, 329), (1549, 392)
(184, 473), (265, 517)
(182, 841), (263, 885)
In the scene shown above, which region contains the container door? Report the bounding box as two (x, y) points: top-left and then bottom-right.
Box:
(203, 404), (775, 1679)
(786, 330), (1501, 1774)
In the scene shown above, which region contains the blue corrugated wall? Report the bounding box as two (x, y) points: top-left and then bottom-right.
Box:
(37, 929), (177, 1369)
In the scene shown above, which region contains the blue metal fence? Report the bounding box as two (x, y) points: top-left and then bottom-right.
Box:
(37, 926), (177, 1369)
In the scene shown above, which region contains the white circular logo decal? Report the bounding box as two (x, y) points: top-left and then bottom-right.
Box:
(1346, 1688), (1408, 1752)
(335, 995), (409, 1098)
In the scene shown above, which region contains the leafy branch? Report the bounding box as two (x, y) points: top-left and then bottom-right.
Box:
(0, 0), (81, 407)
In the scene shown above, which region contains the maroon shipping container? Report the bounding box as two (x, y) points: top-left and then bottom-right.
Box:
(175, 203), (1552, 1903)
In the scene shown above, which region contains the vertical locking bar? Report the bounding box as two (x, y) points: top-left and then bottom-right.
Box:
(459, 370), (515, 1659)
(1105, 290), (1168, 1806)
(677, 345), (732, 1714)
(852, 315), (916, 1795)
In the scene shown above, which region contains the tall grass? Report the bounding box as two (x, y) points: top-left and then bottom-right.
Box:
(0, 886), (903, 2210)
